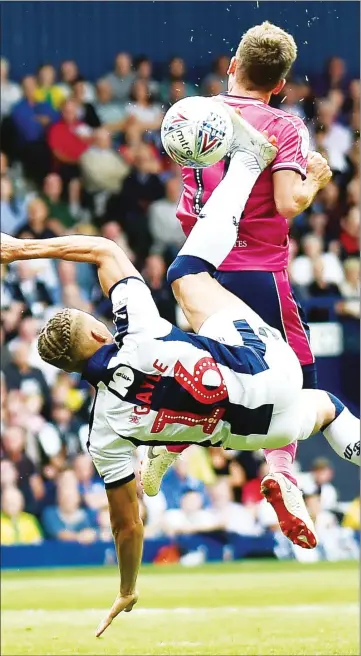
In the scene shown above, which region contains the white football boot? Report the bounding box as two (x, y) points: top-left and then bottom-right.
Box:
(141, 446), (180, 497)
(261, 473), (318, 549)
(220, 102), (278, 172)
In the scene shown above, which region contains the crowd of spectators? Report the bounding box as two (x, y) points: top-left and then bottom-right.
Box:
(1, 52), (359, 559)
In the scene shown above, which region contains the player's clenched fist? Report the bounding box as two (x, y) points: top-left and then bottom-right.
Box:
(95, 591), (139, 637)
(307, 151), (332, 189)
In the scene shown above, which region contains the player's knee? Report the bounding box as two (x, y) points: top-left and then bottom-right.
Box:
(301, 389), (334, 435)
(111, 516), (143, 540)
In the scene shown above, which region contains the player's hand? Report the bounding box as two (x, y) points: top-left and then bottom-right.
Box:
(0, 233), (20, 264)
(95, 591), (138, 637)
(307, 151), (332, 189)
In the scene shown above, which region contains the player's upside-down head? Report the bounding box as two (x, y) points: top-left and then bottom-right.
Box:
(229, 21), (297, 93)
(37, 308), (113, 373)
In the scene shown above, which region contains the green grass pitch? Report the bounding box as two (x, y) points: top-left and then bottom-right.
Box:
(2, 559), (359, 655)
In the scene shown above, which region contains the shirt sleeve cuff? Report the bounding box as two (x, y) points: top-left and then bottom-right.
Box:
(271, 162), (307, 179)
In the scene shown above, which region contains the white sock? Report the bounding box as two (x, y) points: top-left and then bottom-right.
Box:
(178, 152), (261, 268)
(323, 408), (360, 465)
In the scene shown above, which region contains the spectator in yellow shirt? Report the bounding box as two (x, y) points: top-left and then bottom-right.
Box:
(34, 64), (65, 110)
(342, 498), (360, 531)
(1, 486), (43, 545)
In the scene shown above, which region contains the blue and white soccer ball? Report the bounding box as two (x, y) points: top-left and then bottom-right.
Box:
(161, 96), (234, 168)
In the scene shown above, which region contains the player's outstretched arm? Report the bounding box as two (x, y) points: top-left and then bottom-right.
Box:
(96, 479), (144, 637)
(0, 233), (140, 297)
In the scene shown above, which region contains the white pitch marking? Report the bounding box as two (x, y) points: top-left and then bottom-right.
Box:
(2, 603), (358, 626)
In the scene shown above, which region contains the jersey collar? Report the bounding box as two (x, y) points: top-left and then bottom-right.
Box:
(220, 92), (266, 104)
(82, 343), (118, 387)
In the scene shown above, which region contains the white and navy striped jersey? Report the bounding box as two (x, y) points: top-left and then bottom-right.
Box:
(83, 277), (302, 480)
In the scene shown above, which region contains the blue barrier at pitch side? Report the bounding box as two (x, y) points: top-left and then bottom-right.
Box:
(1, 533), (275, 570)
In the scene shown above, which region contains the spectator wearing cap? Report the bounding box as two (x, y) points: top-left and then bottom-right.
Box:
(34, 64), (66, 110)
(1, 487), (43, 545)
(105, 52), (135, 102)
(71, 77), (101, 129)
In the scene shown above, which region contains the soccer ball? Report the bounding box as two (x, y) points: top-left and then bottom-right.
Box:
(161, 96), (234, 168)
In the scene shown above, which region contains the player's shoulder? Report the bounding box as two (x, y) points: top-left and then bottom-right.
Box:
(219, 94), (307, 132)
(269, 106), (307, 132)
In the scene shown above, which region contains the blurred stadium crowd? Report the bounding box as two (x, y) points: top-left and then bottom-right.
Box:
(0, 52), (359, 560)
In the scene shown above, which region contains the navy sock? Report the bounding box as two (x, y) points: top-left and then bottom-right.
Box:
(322, 392), (345, 430)
(167, 255), (215, 285)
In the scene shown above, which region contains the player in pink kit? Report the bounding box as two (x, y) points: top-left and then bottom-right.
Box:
(142, 22), (332, 549)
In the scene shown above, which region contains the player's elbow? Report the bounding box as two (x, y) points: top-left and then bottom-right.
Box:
(274, 199), (299, 221)
(92, 237), (121, 265)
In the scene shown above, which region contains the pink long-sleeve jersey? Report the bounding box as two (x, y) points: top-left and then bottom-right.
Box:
(177, 94), (310, 271)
